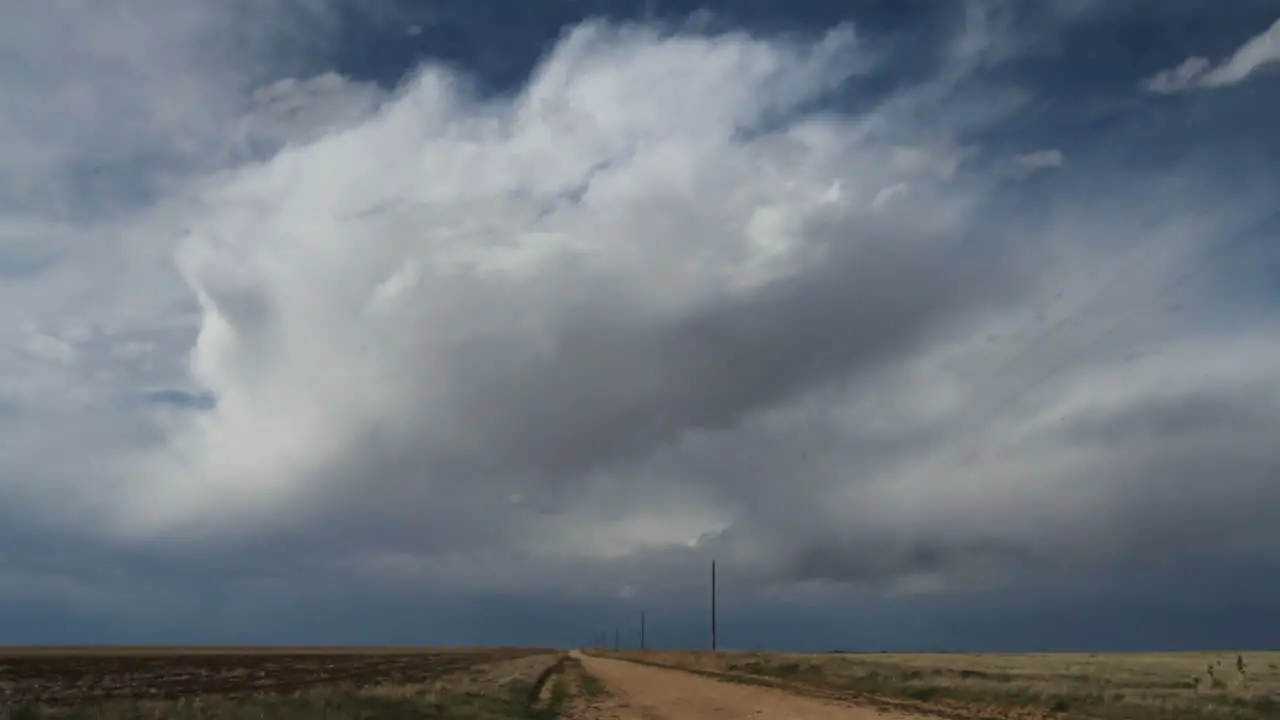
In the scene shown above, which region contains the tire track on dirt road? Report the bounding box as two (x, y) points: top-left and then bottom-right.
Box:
(568, 651), (940, 720)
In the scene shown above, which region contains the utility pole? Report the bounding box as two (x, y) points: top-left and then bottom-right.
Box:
(614, 626), (620, 651)
(711, 560), (717, 652)
(640, 610), (646, 650)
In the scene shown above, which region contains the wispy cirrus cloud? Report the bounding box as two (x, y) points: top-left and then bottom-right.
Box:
(1145, 17), (1280, 93)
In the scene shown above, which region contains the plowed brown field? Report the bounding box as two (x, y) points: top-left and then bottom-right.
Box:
(0, 646), (550, 708)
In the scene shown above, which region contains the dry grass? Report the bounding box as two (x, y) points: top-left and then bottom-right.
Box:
(541, 655), (611, 719)
(596, 649), (1280, 719)
(0, 647), (566, 719)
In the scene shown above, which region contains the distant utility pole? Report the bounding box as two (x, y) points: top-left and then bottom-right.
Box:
(711, 560), (718, 652)
(640, 610), (646, 650)
(614, 626), (620, 651)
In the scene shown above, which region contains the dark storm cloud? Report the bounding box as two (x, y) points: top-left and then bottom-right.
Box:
(421, 220), (1022, 483)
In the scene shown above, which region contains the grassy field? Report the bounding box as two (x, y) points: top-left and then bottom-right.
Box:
(592, 649), (1280, 720)
(0, 646), (569, 719)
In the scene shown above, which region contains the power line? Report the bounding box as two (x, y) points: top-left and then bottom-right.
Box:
(711, 560), (717, 652)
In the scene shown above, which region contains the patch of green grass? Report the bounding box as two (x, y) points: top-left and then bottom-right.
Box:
(520, 655), (581, 720)
(578, 672), (606, 698)
(906, 686), (942, 702)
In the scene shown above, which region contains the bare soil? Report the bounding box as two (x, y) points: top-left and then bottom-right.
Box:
(593, 649), (1280, 720)
(0, 646), (551, 709)
(570, 651), (938, 719)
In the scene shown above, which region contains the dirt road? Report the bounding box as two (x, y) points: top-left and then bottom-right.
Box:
(569, 651), (935, 720)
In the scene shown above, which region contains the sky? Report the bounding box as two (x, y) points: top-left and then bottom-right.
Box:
(1, 0), (1279, 651)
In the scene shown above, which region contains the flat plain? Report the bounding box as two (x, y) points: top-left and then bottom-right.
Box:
(589, 648), (1280, 720)
(0, 646), (566, 719)
(5, 646), (1279, 719)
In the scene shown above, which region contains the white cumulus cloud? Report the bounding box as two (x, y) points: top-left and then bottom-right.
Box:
(2, 1), (1279, 608)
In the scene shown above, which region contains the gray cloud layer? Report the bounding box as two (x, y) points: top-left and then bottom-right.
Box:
(1, 0), (1279, 639)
